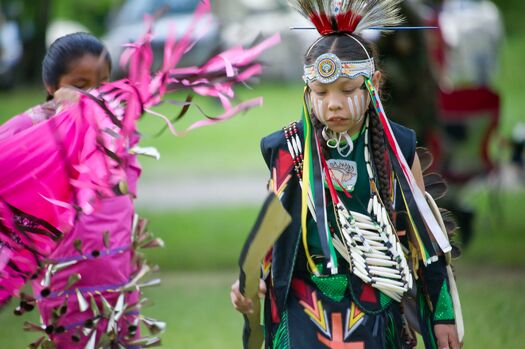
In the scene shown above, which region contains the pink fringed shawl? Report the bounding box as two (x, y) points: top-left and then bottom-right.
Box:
(0, 0), (280, 347)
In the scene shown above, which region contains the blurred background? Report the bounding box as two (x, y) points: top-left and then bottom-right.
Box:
(0, 0), (524, 347)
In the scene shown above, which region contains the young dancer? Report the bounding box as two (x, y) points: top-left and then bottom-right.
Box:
(232, 1), (461, 348)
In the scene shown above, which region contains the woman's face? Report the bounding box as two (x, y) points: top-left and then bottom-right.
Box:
(47, 54), (110, 95)
(308, 71), (381, 134)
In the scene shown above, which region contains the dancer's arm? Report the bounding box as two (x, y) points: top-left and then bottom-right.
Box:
(412, 155), (461, 349)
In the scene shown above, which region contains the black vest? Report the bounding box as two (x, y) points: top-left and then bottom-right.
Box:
(260, 120), (417, 314)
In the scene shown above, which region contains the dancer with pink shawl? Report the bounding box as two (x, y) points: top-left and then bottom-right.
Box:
(0, 1), (280, 348)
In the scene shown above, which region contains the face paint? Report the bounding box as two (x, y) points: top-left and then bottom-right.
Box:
(311, 96), (326, 123)
(347, 96), (355, 119)
(347, 92), (367, 122)
(317, 99), (325, 123)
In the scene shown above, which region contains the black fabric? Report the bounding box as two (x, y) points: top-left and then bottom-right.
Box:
(420, 255), (450, 321)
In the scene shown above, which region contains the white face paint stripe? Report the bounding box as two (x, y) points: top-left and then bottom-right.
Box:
(346, 92), (368, 122)
(358, 94), (367, 122)
(347, 97), (356, 120)
(316, 99), (325, 123)
(354, 94), (362, 119)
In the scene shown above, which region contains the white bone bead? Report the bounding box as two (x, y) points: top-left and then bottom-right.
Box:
(369, 269), (403, 280)
(366, 258), (398, 267)
(355, 222), (378, 231)
(364, 251), (391, 260)
(353, 268), (372, 283)
(373, 280), (407, 293)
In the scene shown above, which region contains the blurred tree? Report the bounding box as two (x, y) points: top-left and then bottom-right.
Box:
(52, 0), (124, 36)
(0, 0), (124, 85)
(491, 0), (525, 35)
(2, 0), (51, 83)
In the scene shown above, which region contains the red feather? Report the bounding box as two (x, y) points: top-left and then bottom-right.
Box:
(309, 13), (335, 35)
(336, 12), (362, 33)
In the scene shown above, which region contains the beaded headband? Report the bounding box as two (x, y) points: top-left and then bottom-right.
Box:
(303, 53), (375, 84)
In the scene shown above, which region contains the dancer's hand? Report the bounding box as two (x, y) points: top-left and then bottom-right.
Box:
(230, 279), (266, 314)
(54, 87), (81, 112)
(434, 324), (461, 349)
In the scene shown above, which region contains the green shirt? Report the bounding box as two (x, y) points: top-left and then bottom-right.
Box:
(307, 127), (371, 255)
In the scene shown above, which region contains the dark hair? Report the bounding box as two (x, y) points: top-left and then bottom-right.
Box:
(305, 34), (394, 220)
(304, 33), (377, 65)
(42, 32), (112, 95)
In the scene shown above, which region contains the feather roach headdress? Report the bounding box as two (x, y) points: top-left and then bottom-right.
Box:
(289, 0), (404, 35)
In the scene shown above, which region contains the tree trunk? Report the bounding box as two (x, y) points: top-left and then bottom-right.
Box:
(17, 0), (51, 83)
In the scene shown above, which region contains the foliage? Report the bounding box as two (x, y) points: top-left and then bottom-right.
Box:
(491, 0), (525, 36)
(52, 0), (125, 36)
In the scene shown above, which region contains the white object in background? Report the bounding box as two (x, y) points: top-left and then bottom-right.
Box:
(46, 20), (90, 48)
(0, 20), (22, 73)
(439, 0), (504, 87)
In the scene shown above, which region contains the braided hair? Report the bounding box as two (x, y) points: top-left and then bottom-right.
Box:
(369, 106), (394, 220)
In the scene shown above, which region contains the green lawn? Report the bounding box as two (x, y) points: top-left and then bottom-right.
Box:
(137, 189), (525, 272)
(1, 266), (524, 349)
(461, 188), (525, 267)
(140, 206), (259, 270)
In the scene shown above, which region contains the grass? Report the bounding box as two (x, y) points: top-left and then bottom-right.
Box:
(137, 190), (525, 273)
(135, 81), (302, 177)
(0, 82), (302, 177)
(1, 266), (524, 349)
(0, 271), (243, 349)
(460, 188), (525, 267)
(139, 206), (260, 270)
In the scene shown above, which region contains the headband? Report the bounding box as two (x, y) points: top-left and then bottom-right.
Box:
(303, 33), (375, 84)
(303, 53), (374, 84)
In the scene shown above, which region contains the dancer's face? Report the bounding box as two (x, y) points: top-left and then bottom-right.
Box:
(308, 71), (381, 134)
(47, 54), (110, 95)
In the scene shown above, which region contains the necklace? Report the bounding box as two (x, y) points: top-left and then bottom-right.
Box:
(284, 119), (412, 301)
(328, 119), (412, 301)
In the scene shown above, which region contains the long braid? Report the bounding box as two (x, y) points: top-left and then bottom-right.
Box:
(369, 107), (395, 222)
